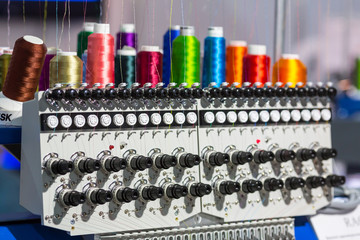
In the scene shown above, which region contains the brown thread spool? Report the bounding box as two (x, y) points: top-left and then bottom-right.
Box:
(2, 35), (47, 102)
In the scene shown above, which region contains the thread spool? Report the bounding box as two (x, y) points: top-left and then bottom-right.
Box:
(115, 47), (136, 88)
(82, 50), (87, 83)
(272, 54), (307, 88)
(226, 41), (247, 87)
(172, 26), (200, 88)
(356, 57), (360, 89)
(243, 44), (270, 87)
(162, 25), (180, 87)
(39, 47), (59, 91)
(77, 22), (95, 58)
(86, 23), (115, 87)
(0, 47), (9, 56)
(116, 23), (137, 51)
(137, 46), (163, 88)
(202, 26), (226, 88)
(0, 49), (12, 91)
(49, 52), (83, 88)
(2, 35), (47, 103)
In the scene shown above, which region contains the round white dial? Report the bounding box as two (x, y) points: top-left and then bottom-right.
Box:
(270, 110), (280, 122)
(186, 112), (197, 124)
(259, 110), (270, 122)
(311, 109), (321, 121)
(60, 115), (72, 128)
(238, 111), (248, 123)
(280, 110), (291, 122)
(204, 112), (215, 124)
(301, 109), (311, 122)
(227, 111), (237, 124)
(151, 113), (161, 125)
(291, 110), (301, 122)
(249, 111), (259, 123)
(138, 113), (149, 126)
(126, 113), (137, 126)
(174, 112), (186, 125)
(87, 114), (99, 127)
(46, 115), (59, 129)
(100, 114), (112, 127)
(215, 111), (226, 124)
(321, 109), (332, 121)
(163, 112), (174, 125)
(74, 115), (86, 128)
(113, 114), (124, 126)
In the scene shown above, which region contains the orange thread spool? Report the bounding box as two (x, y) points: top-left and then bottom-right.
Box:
(226, 41), (247, 87)
(272, 54), (307, 87)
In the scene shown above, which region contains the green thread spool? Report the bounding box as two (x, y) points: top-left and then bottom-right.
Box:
(356, 57), (360, 89)
(77, 22), (95, 58)
(49, 52), (83, 88)
(115, 47), (136, 88)
(172, 26), (200, 87)
(0, 49), (12, 91)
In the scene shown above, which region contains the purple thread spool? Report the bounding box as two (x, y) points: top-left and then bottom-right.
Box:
(39, 47), (58, 91)
(116, 23), (137, 51)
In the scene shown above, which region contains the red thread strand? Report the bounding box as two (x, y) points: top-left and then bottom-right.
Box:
(137, 50), (163, 88)
(242, 54), (270, 87)
(86, 33), (114, 87)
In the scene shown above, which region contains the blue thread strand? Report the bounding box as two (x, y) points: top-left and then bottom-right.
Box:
(162, 27), (180, 86)
(202, 36), (226, 88)
(81, 51), (87, 83)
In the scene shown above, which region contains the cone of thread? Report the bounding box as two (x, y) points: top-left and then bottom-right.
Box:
(226, 43), (247, 87)
(0, 52), (12, 91)
(137, 47), (163, 88)
(272, 55), (307, 87)
(162, 26), (180, 86)
(115, 48), (136, 88)
(50, 53), (83, 88)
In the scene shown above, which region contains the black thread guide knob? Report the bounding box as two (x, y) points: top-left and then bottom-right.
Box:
(189, 183), (212, 197)
(104, 88), (117, 100)
(264, 178), (284, 191)
(317, 148), (337, 161)
(155, 154), (177, 169)
(192, 88), (204, 99)
(168, 88), (180, 98)
(180, 88), (192, 98)
(296, 148), (316, 162)
(207, 152), (230, 166)
(115, 187), (139, 203)
(327, 87), (337, 99)
(326, 175), (346, 187)
(306, 176), (326, 189)
(295, 87), (306, 97)
(64, 89), (78, 101)
(306, 87), (317, 97)
(254, 87), (264, 98)
(118, 88), (131, 99)
(178, 153), (201, 168)
(285, 177), (305, 190)
(243, 87), (254, 98)
(78, 89), (92, 100)
(62, 191), (86, 207)
(317, 87), (327, 97)
(156, 88), (168, 99)
(144, 88), (156, 99)
(231, 151), (253, 165)
(207, 88), (220, 98)
(220, 87), (232, 98)
(218, 181), (241, 195)
(253, 150), (275, 164)
(50, 89), (64, 100)
(275, 87), (286, 97)
(104, 157), (127, 172)
(275, 149), (296, 163)
(242, 180), (263, 193)
(130, 155), (153, 171)
(286, 88), (296, 97)
(78, 158), (101, 174)
(131, 88), (143, 99)
(90, 189), (113, 205)
(231, 87), (243, 98)
(47, 159), (74, 175)
(166, 184), (188, 199)
(141, 186), (164, 201)
(91, 88), (104, 100)
(265, 88), (275, 98)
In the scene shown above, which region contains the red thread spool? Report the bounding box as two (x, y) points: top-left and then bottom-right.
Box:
(243, 44), (270, 87)
(137, 46), (163, 88)
(86, 23), (115, 87)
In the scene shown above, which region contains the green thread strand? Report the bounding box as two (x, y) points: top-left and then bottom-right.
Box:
(171, 35), (200, 87)
(77, 30), (93, 58)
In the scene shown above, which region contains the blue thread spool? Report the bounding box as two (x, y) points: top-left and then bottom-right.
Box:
(81, 50), (87, 83)
(162, 25), (180, 87)
(202, 26), (226, 88)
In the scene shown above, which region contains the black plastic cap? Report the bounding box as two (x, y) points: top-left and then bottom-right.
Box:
(131, 88), (143, 99)
(296, 148), (316, 162)
(142, 186), (164, 201)
(275, 149), (296, 163)
(265, 88), (276, 98)
(243, 87), (254, 98)
(275, 87), (286, 97)
(63, 191), (86, 207)
(180, 88), (192, 99)
(156, 88), (168, 99)
(208, 152), (230, 166)
(285, 177), (305, 190)
(219, 181), (241, 195)
(326, 175), (346, 187)
(105, 157), (127, 172)
(50, 89), (64, 100)
(254, 150), (275, 164)
(130, 156), (153, 171)
(78, 158), (101, 174)
(317, 148), (337, 161)
(155, 154), (177, 169)
(231, 88), (244, 98)
(144, 88), (156, 99)
(306, 176), (326, 189)
(192, 88), (204, 99)
(189, 183), (212, 197)
(264, 178), (284, 191)
(65, 89), (78, 101)
(118, 88), (131, 99)
(220, 87), (232, 98)
(327, 87), (337, 99)
(295, 87), (306, 97)
(104, 89), (117, 100)
(179, 153), (201, 168)
(242, 180), (263, 193)
(306, 87), (317, 97)
(168, 88), (180, 98)
(317, 87), (327, 97)
(286, 88), (296, 97)
(231, 151), (253, 165)
(90, 189), (113, 205)
(116, 187), (139, 203)
(166, 184), (188, 199)
(78, 89), (92, 100)
(91, 89), (104, 100)
(51, 159), (74, 175)
(254, 88), (264, 98)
